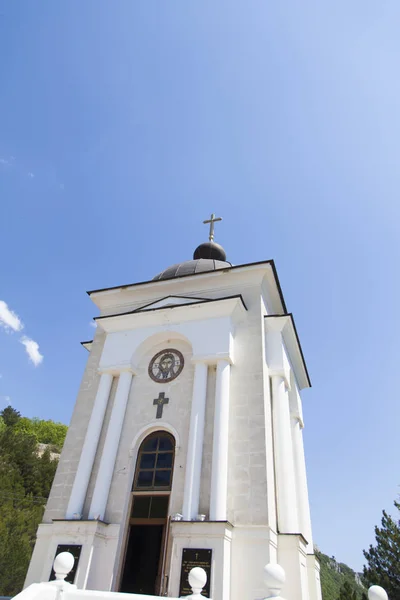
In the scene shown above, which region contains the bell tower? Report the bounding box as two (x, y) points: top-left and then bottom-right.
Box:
(25, 216), (322, 600)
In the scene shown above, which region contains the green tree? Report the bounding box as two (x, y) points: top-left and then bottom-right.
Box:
(0, 407), (61, 595)
(337, 581), (357, 600)
(0, 463), (44, 596)
(363, 499), (400, 600)
(0, 405), (21, 427)
(14, 417), (67, 452)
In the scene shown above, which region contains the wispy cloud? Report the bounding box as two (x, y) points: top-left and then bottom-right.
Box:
(0, 299), (43, 366)
(0, 395), (11, 405)
(27, 172), (34, 178)
(89, 321), (97, 328)
(20, 336), (43, 367)
(0, 158), (11, 166)
(0, 300), (24, 332)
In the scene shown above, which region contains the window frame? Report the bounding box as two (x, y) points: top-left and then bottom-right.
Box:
(132, 431), (175, 492)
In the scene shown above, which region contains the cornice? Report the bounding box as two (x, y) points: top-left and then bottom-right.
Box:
(265, 313), (311, 389)
(87, 259), (287, 315)
(95, 295), (246, 334)
(98, 364), (136, 376)
(81, 340), (93, 352)
(191, 353), (234, 366)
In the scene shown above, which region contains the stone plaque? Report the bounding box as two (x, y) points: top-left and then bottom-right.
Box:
(49, 544), (82, 584)
(179, 548), (212, 598)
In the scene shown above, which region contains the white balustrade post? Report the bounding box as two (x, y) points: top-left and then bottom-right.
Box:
(89, 370), (133, 520)
(272, 375), (298, 532)
(210, 359), (231, 521)
(53, 552), (75, 581)
(48, 552), (77, 597)
(184, 567), (208, 599)
(183, 361), (208, 520)
(66, 372), (113, 519)
(368, 585), (389, 600)
(263, 563), (286, 600)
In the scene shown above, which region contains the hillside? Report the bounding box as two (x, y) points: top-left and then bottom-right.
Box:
(316, 549), (366, 600)
(0, 406), (67, 597)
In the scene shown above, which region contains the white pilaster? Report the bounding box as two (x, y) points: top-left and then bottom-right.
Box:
(89, 370), (133, 521)
(210, 359), (231, 521)
(271, 374), (298, 532)
(66, 372), (113, 519)
(182, 361), (208, 520)
(292, 416), (313, 548)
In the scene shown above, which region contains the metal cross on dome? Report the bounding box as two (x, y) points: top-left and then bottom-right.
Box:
(203, 213), (222, 242)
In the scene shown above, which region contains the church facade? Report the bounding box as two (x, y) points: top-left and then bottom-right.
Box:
(25, 218), (322, 600)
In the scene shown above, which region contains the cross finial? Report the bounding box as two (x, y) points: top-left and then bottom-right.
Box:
(203, 213), (222, 242)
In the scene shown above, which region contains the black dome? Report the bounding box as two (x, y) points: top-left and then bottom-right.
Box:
(153, 258), (231, 281)
(193, 241), (226, 261)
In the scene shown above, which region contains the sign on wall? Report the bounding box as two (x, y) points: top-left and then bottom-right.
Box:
(179, 548), (212, 598)
(49, 544), (82, 584)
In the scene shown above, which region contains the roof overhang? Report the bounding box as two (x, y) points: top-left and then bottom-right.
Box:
(81, 340), (93, 352)
(87, 259), (287, 315)
(264, 314), (311, 389)
(95, 294), (247, 333)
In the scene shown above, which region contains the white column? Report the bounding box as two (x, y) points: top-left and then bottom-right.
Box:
(66, 372), (113, 519)
(271, 374), (298, 532)
(210, 359), (231, 521)
(292, 415), (313, 548)
(89, 370), (133, 521)
(182, 361), (208, 520)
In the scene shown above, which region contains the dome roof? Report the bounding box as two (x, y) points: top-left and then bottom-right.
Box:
(153, 258), (231, 281)
(193, 241), (226, 261)
(153, 217), (230, 281)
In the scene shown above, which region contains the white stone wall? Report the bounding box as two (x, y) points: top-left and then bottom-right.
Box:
(104, 337), (194, 525)
(228, 287), (271, 525)
(43, 331), (106, 522)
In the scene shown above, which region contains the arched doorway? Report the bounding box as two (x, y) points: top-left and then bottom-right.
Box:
(119, 431), (175, 595)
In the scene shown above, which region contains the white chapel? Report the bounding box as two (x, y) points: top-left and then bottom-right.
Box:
(25, 215), (322, 600)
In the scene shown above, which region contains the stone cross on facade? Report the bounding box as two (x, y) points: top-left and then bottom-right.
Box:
(153, 392), (169, 419)
(203, 213), (222, 242)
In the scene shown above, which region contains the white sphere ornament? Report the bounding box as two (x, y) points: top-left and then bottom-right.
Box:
(368, 586), (388, 600)
(53, 552), (75, 580)
(188, 567), (207, 595)
(263, 563), (286, 597)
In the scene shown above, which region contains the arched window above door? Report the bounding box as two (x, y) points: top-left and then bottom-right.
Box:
(133, 431), (175, 491)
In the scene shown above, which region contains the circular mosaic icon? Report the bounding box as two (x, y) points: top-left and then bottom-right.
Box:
(148, 349), (184, 383)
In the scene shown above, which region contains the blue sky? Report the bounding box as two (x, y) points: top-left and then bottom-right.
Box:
(1, 1), (400, 572)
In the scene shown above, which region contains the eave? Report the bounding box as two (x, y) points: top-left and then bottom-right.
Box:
(81, 340), (93, 352)
(264, 314), (311, 389)
(86, 259), (287, 314)
(95, 295), (247, 333)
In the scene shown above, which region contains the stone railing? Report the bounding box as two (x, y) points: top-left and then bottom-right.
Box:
(12, 552), (390, 600)
(262, 564), (389, 600)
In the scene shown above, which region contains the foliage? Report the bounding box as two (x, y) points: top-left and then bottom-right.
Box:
(0, 406), (67, 596)
(14, 416), (67, 452)
(316, 550), (365, 600)
(363, 500), (400, 600)
(337, 580), (358, 600)
(0, 405), (21, 427)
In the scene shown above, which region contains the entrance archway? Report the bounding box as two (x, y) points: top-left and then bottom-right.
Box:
(119, 431), (175, 595)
